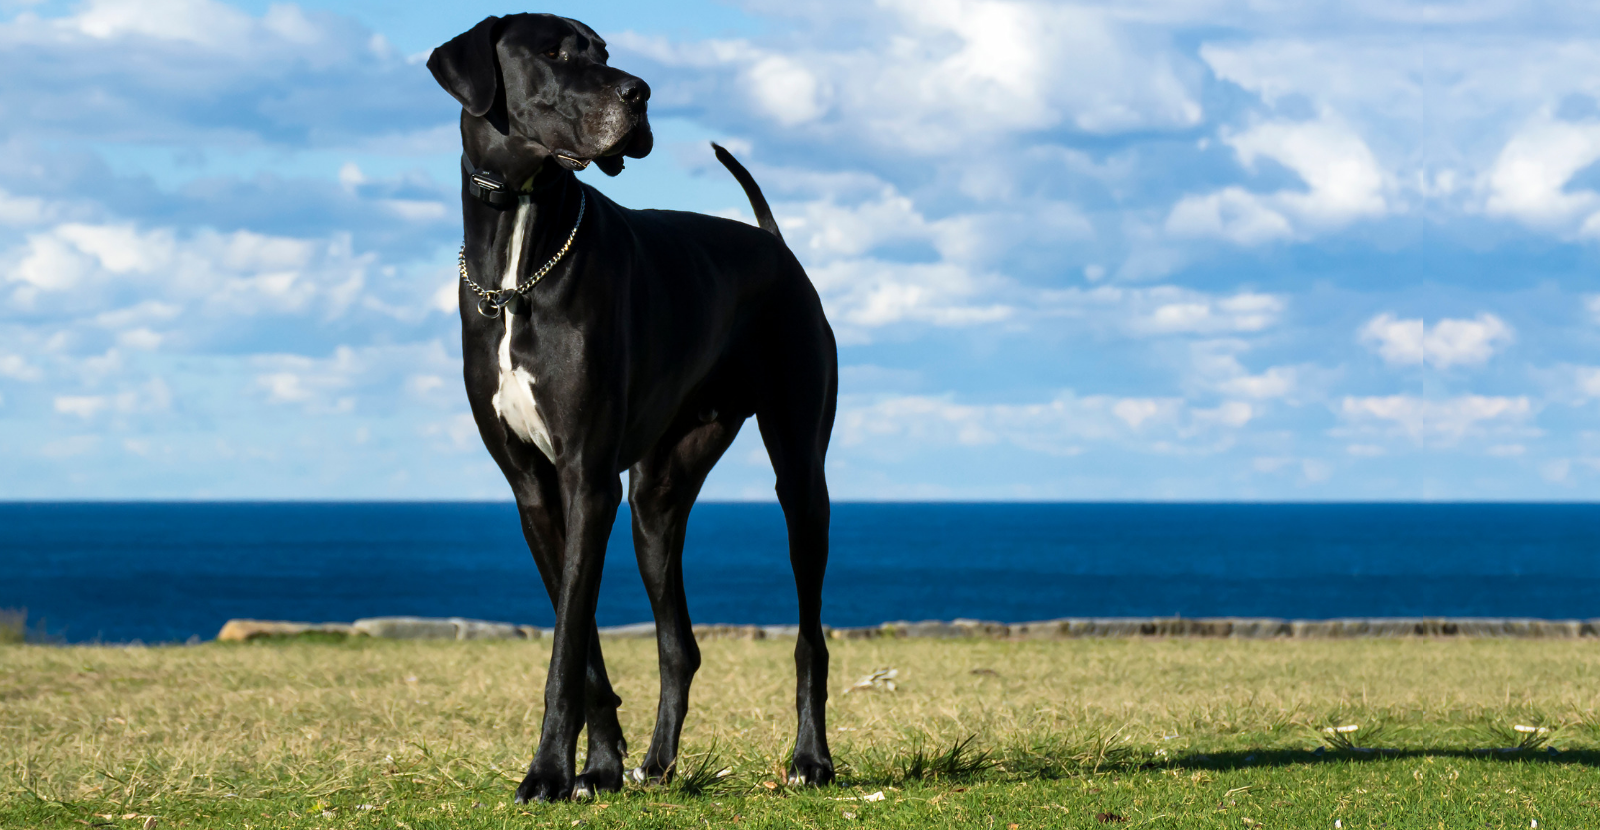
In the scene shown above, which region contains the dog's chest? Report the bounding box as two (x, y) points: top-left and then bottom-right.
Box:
(489, 199), (556, 461)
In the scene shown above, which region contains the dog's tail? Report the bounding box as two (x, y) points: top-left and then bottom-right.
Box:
(712, 142), (783, 242)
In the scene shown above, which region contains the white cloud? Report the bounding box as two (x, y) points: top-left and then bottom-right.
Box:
(73, 0), (254, 46)
(1033, 287), (1288, 349)
(1165, 186), (1292, 245)
(1215, 366), (1296, 400)
(1229, 113), (1388, 224)
(747, 54), (830, 126)
(251, 341), (459, 415)
(1424, 314), (1514, 369)
(839, 392), (1147, 456)
(1191, 400), (1254, 428)
(781, 187), (950, 261)
(621, 0), (1202, 153)
(1358, 313), (1424, 365)
(838, 387), (1258, 459)
(338, 162), (366, 190)
(55, 395), (107, 419)
(51, 377), (171, 421)
(1577, 366), (1600, 399)
(0, 353), (42, 381)
(1131, 290), (1284, 336)
(1486, 112), (1600, 229)
(1338, 394), (1533, 443)
(1183, 339), (1313, 412)
(1359, 312), (1513, 369)
(1192, 35), (1600, 246)
(808, 258), (1011, 336)
(117, 328), (164, 350)
(4, 222), (377, 320)
(1113, 398), (1166, 429)
(1168, 111), (1387, 245)
(0, 187), (48, 225)
(0, 0), (433, 150)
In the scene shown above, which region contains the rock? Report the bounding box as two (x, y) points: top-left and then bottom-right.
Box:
(352, 617), (460, 639)
(884, 620), (978, 638)
(1011, 619), (1071, 639)
(596, 622), (657, 638)
(951, 618), (1010, 638)
(1227, 618), (1291, 639)
(450, 618), (522, 640)
(219, 615), (1600, 644)
(218, 620), (309, 641)
(1290, 620), (1338, 638)
(693, 624), (768, 640)
(216, 620), (357, 641)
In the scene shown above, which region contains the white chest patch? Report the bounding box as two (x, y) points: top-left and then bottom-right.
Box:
(490, 197), (556, 462)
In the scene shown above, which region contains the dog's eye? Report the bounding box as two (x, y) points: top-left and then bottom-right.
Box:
(544, 50), (563, 61)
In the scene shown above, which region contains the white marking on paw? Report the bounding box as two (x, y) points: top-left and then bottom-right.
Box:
(490, 196), (555, 461)
(628, 767), (646, 784)
(572, 784), (592, 800)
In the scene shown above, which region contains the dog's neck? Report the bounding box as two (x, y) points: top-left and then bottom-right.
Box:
(461, 112), (570, 194)
(464, 117), (582, 234)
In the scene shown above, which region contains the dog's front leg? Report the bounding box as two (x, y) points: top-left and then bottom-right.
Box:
(516, 472), (623, 803)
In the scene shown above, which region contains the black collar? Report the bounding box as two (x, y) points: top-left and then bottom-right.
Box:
(461, 155), (569, 210)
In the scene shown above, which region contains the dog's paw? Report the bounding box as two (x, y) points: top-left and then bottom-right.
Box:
(573, 768), (623, 798)
(627, 762), (671, 786)
(514, 769), (573, 803)
(787, 755), (835, 787)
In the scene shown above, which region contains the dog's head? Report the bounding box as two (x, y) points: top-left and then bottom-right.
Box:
(429, 14), (652, 177)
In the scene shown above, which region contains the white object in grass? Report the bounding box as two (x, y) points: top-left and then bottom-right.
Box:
(844, 668), (898, 693)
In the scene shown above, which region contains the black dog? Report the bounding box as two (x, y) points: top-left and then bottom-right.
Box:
(428, 13), (838, 803)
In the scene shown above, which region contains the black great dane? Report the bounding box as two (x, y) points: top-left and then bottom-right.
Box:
(427, 13), (838, 803)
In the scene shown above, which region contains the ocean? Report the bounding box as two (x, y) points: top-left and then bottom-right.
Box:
(1, 502), (1596, 644)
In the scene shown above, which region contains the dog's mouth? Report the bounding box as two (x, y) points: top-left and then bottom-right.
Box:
(551, 151), (591, 171)
(551, 117), (652, 177)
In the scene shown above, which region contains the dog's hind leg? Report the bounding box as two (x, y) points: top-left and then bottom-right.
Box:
(626, 416), (744, 783)
(756, 341), (838, 787)
(507, 468), (628, 800)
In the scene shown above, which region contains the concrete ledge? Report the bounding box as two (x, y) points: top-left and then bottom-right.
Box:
(219, 615), (1600, 642)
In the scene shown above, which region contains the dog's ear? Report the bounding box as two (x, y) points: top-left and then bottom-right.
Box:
(427, 16), (504, 117)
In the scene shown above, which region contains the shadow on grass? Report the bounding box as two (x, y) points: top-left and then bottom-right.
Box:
(835, 740), (1600, 789)
(1150, 746), (1600, 772)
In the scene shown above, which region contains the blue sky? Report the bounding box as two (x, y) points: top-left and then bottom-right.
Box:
(1, 0), (1596, 500)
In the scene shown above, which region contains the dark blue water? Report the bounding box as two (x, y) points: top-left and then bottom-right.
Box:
(2, 502), (1597, 643)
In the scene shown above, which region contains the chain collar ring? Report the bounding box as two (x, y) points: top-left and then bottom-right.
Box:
(459, 190), (586, 318)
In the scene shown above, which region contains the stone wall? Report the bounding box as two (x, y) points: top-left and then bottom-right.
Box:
(215, 616), (1600, 642)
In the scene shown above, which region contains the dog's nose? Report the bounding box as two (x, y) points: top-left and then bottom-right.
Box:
(616, 78), (651, 106)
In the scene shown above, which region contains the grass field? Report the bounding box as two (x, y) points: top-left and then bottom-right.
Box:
(4, 636), (1600, 828)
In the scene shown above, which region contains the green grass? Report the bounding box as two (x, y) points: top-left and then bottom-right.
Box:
(3, 636), (1599, 827)
(0, 608), (26, 645)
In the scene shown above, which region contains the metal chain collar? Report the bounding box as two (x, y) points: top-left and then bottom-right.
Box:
(459, 190), (586, 318)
